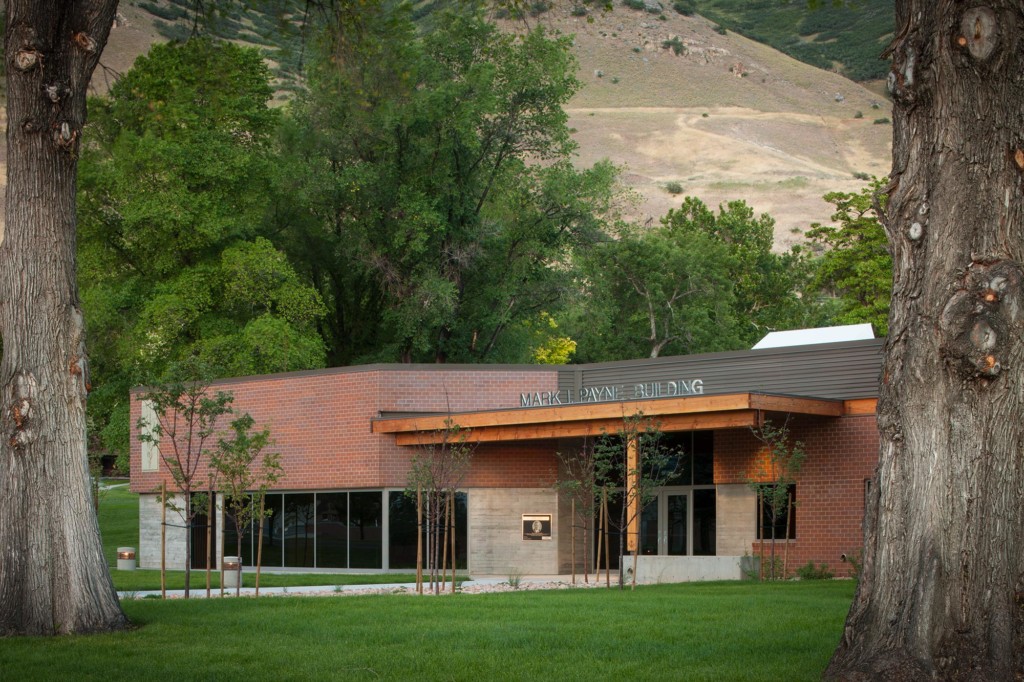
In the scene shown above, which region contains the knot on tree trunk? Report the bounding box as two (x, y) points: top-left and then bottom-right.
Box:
(940, 260), (1024, 380)
(6, 371), (38, 451)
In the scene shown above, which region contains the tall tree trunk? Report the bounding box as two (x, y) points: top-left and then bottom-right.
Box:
(0, 0), (127, 636)
(827, 3), (1024, 678)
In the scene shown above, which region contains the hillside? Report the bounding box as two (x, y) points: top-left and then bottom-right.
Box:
(0, 2), (892, 249)
(531, 4), (891, 247)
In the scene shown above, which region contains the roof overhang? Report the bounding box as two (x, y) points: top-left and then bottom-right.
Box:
(372, 393), (863, 446)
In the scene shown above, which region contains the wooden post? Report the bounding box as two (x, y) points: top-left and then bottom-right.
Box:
(160, 482), (166, 599)
(449, 491), (456, 594)
(441, 493), (450, 593)
(598, 485), (606, 585)
(205, 482), (213, 599)
(416, 486), (423, 595)
(255, 495), (266, 597)
(625, 436), (639, 554)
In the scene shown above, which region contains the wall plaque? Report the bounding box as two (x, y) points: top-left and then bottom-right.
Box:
(522, 514), (552, 540)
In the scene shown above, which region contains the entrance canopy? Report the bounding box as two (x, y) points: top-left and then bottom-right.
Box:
(372, 393), (870, 445)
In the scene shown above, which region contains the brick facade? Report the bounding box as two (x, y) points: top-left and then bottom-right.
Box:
(715, 414), (878, 577)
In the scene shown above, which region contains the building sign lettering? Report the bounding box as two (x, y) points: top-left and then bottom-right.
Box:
(520, 379), (704, 408)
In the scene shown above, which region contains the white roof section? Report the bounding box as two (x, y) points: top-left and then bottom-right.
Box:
(752, 323), (875, 350)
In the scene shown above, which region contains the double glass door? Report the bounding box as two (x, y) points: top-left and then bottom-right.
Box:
(640, 487), (716, 556)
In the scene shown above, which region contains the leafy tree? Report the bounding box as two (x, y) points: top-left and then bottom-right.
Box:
(805, 179), (892, 335)
(137, 371), (234, 599)
(572, 197), (818, 361)
(0, 0), (128, 636)
(211, 413), (282, 597)
(407, 419), (476, 594)
(275, 1), (618, 364)
(78, 39), (326, 467)
(747, 420), (805, 581)
(826, 4), (1024, 678)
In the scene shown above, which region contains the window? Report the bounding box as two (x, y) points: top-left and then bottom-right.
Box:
(140, 399), (160, 472)
(755, 484), (796, 540)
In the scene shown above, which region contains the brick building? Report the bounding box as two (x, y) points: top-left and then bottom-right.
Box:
(129, 337), (882, 581)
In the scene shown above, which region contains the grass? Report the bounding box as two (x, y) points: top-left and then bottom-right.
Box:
(0, 581), (855, 680)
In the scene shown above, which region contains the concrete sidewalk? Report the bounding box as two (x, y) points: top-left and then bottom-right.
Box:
(118, 575), (591, 599)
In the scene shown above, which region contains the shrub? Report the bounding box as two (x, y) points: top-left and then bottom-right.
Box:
(611, 76), (620, 84)
(873, 117), (891, 125)
(662, 36), (685, 55)
(714, 25), (728, 35)
(571, 5), (588, 16)
(871, 102), (881, 109)
(623, 0), (646, 10)
(658, 13), (667, 20)
(665, 181), (683, 195)
(632, 46), (642, 53)
(854, 110), (863, 119)
(673, 0), (696, 15)
(529, 0), (550, 16)
(796, 561), (834, 580)
(852, 171), (871, 181)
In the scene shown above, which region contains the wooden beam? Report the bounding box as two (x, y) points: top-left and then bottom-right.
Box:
(393, 411), (759, 446)
(843, 398), (878, 415)
(749, 394), (843, 417)
(373, 392), (842, 435)
(625, 436), (639, 554)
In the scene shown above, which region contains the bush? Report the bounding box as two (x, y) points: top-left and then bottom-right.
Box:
(623, 0), (646, 10)
(571, 5), (588, 16)
(665, 181), (683, 195)
(873, 117), (891, 125)
(854, 110), (863, 119)
(662, 36), (685, 55)
(852, 171), (871, 181)
(713, 25), (728, 35)
(529, 0), (550, 16)
(632, 46), (643, 53)
(673, 0), (696, 15)
(796, 561), (834, 580)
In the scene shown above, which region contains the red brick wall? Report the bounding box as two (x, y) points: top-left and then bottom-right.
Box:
(715, 414), (878, 577)
(130, 367), (558, 493)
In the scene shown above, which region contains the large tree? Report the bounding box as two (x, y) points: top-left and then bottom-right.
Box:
(0, 0), (128, 635)
(826, 3), (1024, 678)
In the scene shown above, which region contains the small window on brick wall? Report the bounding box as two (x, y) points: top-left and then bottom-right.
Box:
(755, 484), (796, 540)
(140, 399), (160, 472)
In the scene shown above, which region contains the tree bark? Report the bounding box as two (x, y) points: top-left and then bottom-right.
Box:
(0, 0), (127, 635)
(827, 2), (1024, 678)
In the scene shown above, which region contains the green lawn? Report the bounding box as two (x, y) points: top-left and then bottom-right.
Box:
(0, 581), (854, 681)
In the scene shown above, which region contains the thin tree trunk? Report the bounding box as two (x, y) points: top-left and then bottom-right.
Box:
(0, 0), (126, 636)
(595, 494), (603, 582)
(827, 3), (1024, 678)
(441, 494), (450, 592)
(161, 482), (167, 599)
(783, 489), (793, 579)
(758, 493), (764, 581)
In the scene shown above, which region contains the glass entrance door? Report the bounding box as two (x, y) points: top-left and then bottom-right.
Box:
(665, 493), (688, 555)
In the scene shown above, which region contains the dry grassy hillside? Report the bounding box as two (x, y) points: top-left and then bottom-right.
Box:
(530, 5), (892, 248)
(0, 4), (892, 250)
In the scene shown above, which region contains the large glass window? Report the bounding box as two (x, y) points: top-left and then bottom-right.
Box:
(315, 493), (348, 568)
(388, 491), (468, 570)
(284, 493), (315, 568)
(349, 491), (383, 569)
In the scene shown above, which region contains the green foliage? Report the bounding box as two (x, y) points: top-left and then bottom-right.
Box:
(79, 39), (326, 460)
(673, 0), (696, 15)
(748, 420), (805, 581)
(873, 117), (891, 125)
(622, 0), (646, 10)
(572, 4), (588, 16)
(805, 179), (892, 335)
(570, 197), (821, 362)
(797, 561), (834, 580)
(279, 2), (617, 364)
(212, 413), (282, 595)
(662, 36), (685, 55)
(665, 181), (684, 195)
(687, 0), (891, 81)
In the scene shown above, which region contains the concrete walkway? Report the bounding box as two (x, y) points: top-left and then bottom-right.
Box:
(118, 575), (595, 600)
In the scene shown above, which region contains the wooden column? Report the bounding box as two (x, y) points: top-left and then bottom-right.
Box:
(625, 436), (639, 554)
